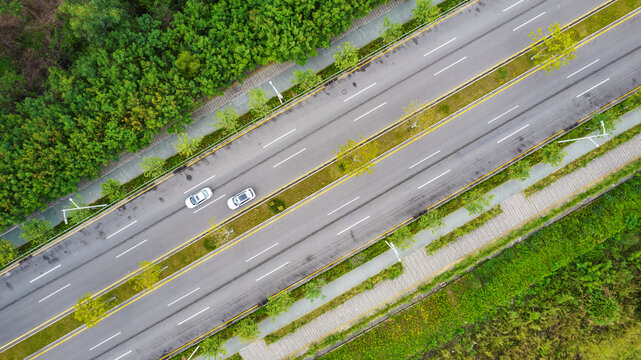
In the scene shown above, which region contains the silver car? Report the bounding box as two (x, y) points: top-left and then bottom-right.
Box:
(227, 188), (256, 210)
(185, 187), (213, 209)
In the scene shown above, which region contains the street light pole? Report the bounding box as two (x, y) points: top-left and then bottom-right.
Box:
(269, 81), (283, 104)
(385, 240), (402, 262)
(61, 198), (108, 224)
(557, 121), (608, 148)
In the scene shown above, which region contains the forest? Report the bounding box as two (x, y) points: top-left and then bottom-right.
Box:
(0, 0), (388, 228)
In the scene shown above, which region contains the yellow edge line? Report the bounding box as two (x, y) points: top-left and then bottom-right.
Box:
(14, 2), (634, 358)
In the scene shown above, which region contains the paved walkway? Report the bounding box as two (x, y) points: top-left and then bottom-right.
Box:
(187, 107), (641, 360)
(2, 0), (424, 245)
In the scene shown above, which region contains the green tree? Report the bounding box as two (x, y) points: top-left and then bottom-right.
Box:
(529, 22), (577, 74)
(21, 219), (53, 247)
(140, 156), (165, 179)
(248, 88), (269, 118)
(175, 51), (201, 79)
(508, 159), (531, 181)
(334, 42), (359, 70)
(214, 107), (240, 133)
(304, 278), (327, 302)
(541, 143), (565, 166)
(235, 318), (259, 343)
(173, 133), (202, 157)
(462, 189), (494, 215)
(291, 69), (321, 91)
(390, 226), (414, 250)
(418, 211), (444, 233)
(265, 291), (295, 320)
(74, 293), (106, 328)
(200, 334), (226, 359)
(0, 238), (17, 267)
(133, 261), (161, 292)
(413, 0), (440, 24)
(100, 178), (126, 203)
(380, 16), (403, 44)
(593, 111), (619, 133)
(335, 136), (379, 177)
(58, 0), (128, 43)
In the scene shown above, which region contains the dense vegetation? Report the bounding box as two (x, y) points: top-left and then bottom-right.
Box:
(0, 0), (389, 228)
(322, 173), (641, 359)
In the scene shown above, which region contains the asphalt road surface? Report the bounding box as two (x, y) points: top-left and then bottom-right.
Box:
(0, 0), (631, 357)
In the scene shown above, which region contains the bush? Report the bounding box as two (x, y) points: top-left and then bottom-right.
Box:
(100, 178), (126, 203)
(292, 69), (321, 91)
(140, 156), (165, 179)
(507, 159), (530, 181)
(380, 16), (403, 44)
(235, 318), (259, 343)
(214, 107), (239, 133)
(266, 291), (295, 320)
(199, 334), (226, 359)
(21, 219), (53, 247)
(461, 189), (494, 215)
(541, 142), (565, 166)
(0, 239), (17, 267)
(173, 133), (202, 157)
(268, 198), (286, 214)
(248, 88), (269, 118)
(389, 225), (414, 250)
(417, 210), (444, 233)
(334, 42), (359, 70)
(304, 278), (327, 302)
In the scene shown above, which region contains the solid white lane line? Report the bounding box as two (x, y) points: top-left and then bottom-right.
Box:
(337, 216), (370, 236)
(113, 350), (132, 360)
(167, 288), (200, 307)
(503, 0), (524, 12)
(89, 332), (121, 351)
(183, 174), (217, 194)
(417, 169), (451, 190)
(106, 220), (138, 239)
(115, 239), (148, 259)
(353, 102), (387, 122)
(327, 197), (361, 216)
(488, 105), (519, 124)
(178, 307), (210, 326)
(245, 243), (280, 263)
(423, 37), (457, 57)
(263, 129), (296, 149)
(408, 150), (441, 170)
(497, 124), (530, 144)
(434, 56), (467, 76)
(566, 59), (600, 78)
(38, 283), (71, 303)
(576, 78), (610, 98)
(273, 148), (306, 168)
(513, 11), (546, 31)
(29, 264), (61, 284)
(256, 262), (290, 282)
(344, 83), (377, 102)
(193, 194), (226, 214)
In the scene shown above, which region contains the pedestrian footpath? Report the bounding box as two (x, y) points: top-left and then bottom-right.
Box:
(190, 107), (641, 360)
(2, 0), (420, 245)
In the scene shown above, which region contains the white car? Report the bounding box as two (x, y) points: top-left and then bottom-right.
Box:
(227, 188), (256, 210)
(185, 187), (213, 209)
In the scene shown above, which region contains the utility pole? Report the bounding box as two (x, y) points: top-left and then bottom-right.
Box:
(269, 81), (283, 104)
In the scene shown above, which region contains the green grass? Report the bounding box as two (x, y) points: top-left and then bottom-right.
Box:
(6, 1), (639, 358)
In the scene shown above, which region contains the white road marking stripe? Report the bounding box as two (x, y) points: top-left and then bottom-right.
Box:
(89, 332), (121, 351)
(193, 194), (226, 214)
(344, 83), (377, 102)
(115, 239), (148, 259)
(423, 37), (457, 57)
(337, 216), (370, 236)
(29, 264), (61, 284)
(183, 174), (216, 194)
(167, 288), (200, 307)
(106, 220), (138, 239)
(408, 150), (441, 170)
(488, 105), (519, 124)
(263, 129), (296, 149)
(113, 350), (132, 360)
(513, 11), (546, 31)
(178, 307), (210, 325)
(434, 56), (467, 76)
(566, 59), (600, 78)
(256, 262), (290, 282)
(576, 78), (610, 98)
(327, 197), (360, 216)
(417, 169), (451, 190)
(245, 243), (280, 263)
(353, 102), (387, 122)
(503, 0), (524, 12)
(38, 283), (71, 303)
(273, 148), (306, 168)
(497, 124), (530, 143)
